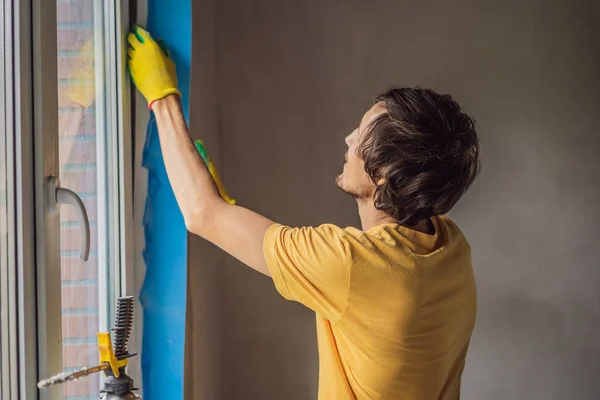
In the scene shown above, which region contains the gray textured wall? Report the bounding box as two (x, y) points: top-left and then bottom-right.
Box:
(188, 0), (600, 398)
(186, 0), (221, 399)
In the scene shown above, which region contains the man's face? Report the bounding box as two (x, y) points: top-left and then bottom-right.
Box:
(336, 103), (386, 200)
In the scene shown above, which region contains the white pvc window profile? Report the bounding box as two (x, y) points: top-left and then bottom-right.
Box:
(6, 0), (136, 398)
(1, 0), (19, 397)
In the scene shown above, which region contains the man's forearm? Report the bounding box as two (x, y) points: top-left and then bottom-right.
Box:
(151, 94), (223, 231)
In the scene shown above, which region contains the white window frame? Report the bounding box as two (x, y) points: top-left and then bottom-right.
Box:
(9, 0), (137, 398)
(14, 0), (38, 398)
(1, 0), (19, 398)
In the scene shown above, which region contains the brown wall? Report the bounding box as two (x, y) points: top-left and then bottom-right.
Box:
(185, 0), (222, 399)
(188, 0), (600, 399)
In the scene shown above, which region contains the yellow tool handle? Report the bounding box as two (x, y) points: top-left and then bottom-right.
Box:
(98, 332), (128, 377)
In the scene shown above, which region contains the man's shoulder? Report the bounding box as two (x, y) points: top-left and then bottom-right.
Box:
(316, 224), (379, 247)
(268, 223), (380, 258)
(280, 223), (367, 239)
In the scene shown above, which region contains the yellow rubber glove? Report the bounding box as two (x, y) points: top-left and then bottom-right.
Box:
(127, 25), (181, 108)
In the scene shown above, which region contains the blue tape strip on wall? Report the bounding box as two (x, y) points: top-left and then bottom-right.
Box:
(140, 0), (191, 398)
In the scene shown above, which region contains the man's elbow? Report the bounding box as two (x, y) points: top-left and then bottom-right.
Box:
(184, 206), (210, 237)
(183, 198), (223, 238)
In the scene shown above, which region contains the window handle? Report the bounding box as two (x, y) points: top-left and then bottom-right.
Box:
(46, 176), (91, 261)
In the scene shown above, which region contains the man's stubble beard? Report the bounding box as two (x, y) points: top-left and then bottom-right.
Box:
(336, 174), (370, 201)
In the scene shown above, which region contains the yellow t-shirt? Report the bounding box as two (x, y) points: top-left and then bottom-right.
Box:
(263, 215), (477, 400)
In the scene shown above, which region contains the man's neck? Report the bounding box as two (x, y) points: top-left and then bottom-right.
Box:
(357, 198), (434, 235)
(357, 199), (396, 231)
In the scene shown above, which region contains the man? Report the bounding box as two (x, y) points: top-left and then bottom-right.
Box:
(128, 24), (480, 400)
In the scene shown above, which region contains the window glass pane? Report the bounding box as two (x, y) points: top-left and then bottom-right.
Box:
(57, 0), (115, 398)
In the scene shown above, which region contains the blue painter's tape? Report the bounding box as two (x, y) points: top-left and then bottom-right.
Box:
(140, 1), (191, 399)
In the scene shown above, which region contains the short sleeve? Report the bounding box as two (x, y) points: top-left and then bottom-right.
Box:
(263, 223), (351, 322)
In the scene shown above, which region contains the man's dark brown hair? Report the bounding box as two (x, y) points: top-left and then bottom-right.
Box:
(358, 87), (481, 226)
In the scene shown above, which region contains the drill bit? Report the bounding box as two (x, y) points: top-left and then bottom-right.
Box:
(37, 364), (109, 388)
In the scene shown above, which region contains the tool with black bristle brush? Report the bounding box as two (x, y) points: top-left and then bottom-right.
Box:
(38, 296), (141, 399)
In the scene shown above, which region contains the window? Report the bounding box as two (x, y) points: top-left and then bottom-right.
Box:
(57, 0), (120, 397)
(3, 0), (134, 398)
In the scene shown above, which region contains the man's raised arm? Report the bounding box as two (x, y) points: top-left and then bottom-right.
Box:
(127, 25), (274, 276)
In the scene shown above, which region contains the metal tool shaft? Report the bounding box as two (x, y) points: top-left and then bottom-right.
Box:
(37, 364), (109, 388)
